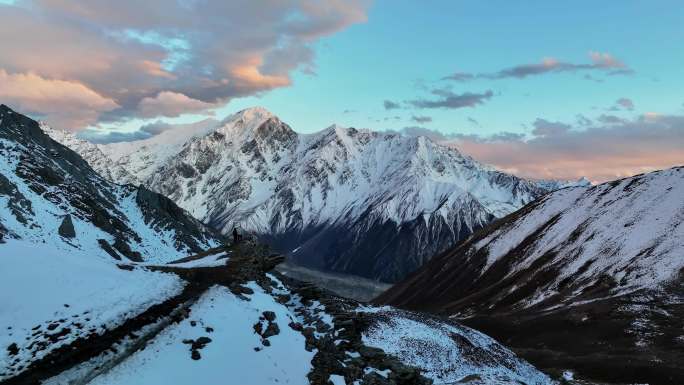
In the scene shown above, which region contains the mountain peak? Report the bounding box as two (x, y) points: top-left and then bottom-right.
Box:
(230, 106), (275, 122)
(216, 106), (297, 143)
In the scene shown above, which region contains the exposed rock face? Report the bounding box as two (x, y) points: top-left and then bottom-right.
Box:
(0, 104), (224, 263)
(378, 166), (684, 384)
(57, 215), (75, 239)
(49, 107), (570, 282)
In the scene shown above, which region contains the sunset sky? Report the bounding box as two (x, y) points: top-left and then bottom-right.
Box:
(0, 0), (682, 181)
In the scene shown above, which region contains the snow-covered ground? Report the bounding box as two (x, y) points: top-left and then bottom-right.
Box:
(477, 166), (684, 297)
(360, 307), (554, 385)
(0, 240), (185, 380)
(59, 284), (314, 385)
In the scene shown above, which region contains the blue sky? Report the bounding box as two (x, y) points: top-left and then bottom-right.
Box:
(223, 0), (684, 136)
(1, 0), (682, 180)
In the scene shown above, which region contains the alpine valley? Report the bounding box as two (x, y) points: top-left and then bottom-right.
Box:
(47, 107), (586, 282)
(1, 104), (555, 385)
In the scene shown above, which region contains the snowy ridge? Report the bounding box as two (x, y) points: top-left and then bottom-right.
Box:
(360, 307), (552, 385)
(378, 166), (684, 384)
(41, 123), (140, 186)
(0, 104), (222, 263)
(380, 166), (684, 312)
(57, 107), (559, 282)
(477, 166), (684, 299)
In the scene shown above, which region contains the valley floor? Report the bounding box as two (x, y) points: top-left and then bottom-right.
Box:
(276, 262), (392, 302)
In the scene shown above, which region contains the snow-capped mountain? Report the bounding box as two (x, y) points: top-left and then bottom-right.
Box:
(1, 104), (555, 384)
(0, 104), (223, 262)
(378, 166), (684, 384)
(50, 107), (559, 282)
(40, 123), (141, 186)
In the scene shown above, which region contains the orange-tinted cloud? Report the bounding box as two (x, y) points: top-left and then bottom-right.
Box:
(0, 69), (118, 129)
(0, 0), (370, 128)
(400, 114), (684, 183)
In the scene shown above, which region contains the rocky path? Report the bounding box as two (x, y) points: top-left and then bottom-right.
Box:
(2, 240), (433, 385)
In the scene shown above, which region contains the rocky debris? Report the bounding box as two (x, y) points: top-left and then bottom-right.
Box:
(6, 343), (18, 356)
(267, 273), (433, 385)
(57, 214), (76, 238)
(182, 336), (212, 360)
(253, 310), (280, 347)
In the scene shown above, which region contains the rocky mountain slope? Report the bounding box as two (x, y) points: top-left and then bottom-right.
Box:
(378, 167), (684, 384)
(48, 107), (575, 282)
(1, 104), (555, 384)
(1, 239), (555, 385)
(0, 104), (223, 262)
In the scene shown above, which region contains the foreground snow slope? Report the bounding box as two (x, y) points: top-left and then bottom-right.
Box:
(45, 274), (553, 385)
(0, 240), (185, 380)
(361, 307), (551, 385)
(0, 237), (553, 385)
(0, 104), (222, 263)
(50, 107), (579, 282)
(79, 285), (315, 385)
(378, 166), (684, 384)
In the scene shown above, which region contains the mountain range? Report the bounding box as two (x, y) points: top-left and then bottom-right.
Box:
(0, 104), (555, 385)
(48, 107), (587, 282)
(378, 166), (684, 384)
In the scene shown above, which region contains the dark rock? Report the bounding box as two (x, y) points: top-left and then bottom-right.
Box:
(262, 311), (276, 322)
(262, 322), (280, 339)
(253, 322), (263, 335)
(192, 336), (212, 350)
(112, 237), (143, 262)
(7, 343), (19, 356)
(97, 239), (121, 260)
(288, 321), (303, 331)
(57, 215), (76, 238)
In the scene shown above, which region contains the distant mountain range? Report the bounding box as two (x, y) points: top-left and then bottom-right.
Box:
(47, 106), (588, 282)
(378, 166), (684, 384)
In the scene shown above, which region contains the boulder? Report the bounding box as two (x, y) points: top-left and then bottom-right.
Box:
(58, 214), (76, 238)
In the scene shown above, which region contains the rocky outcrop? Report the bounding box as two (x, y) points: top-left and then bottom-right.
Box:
(57, 215), (75, 239)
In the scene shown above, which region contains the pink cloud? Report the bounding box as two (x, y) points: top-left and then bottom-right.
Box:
(0, 69), (118, 130)
(138, 92), (217, 119)
(0, 0), (370, 128)
(400, 115), (684, 183)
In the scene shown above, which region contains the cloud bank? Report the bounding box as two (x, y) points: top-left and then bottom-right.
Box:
(0, 0), (369, 129)
(400, 114), (684, 182)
